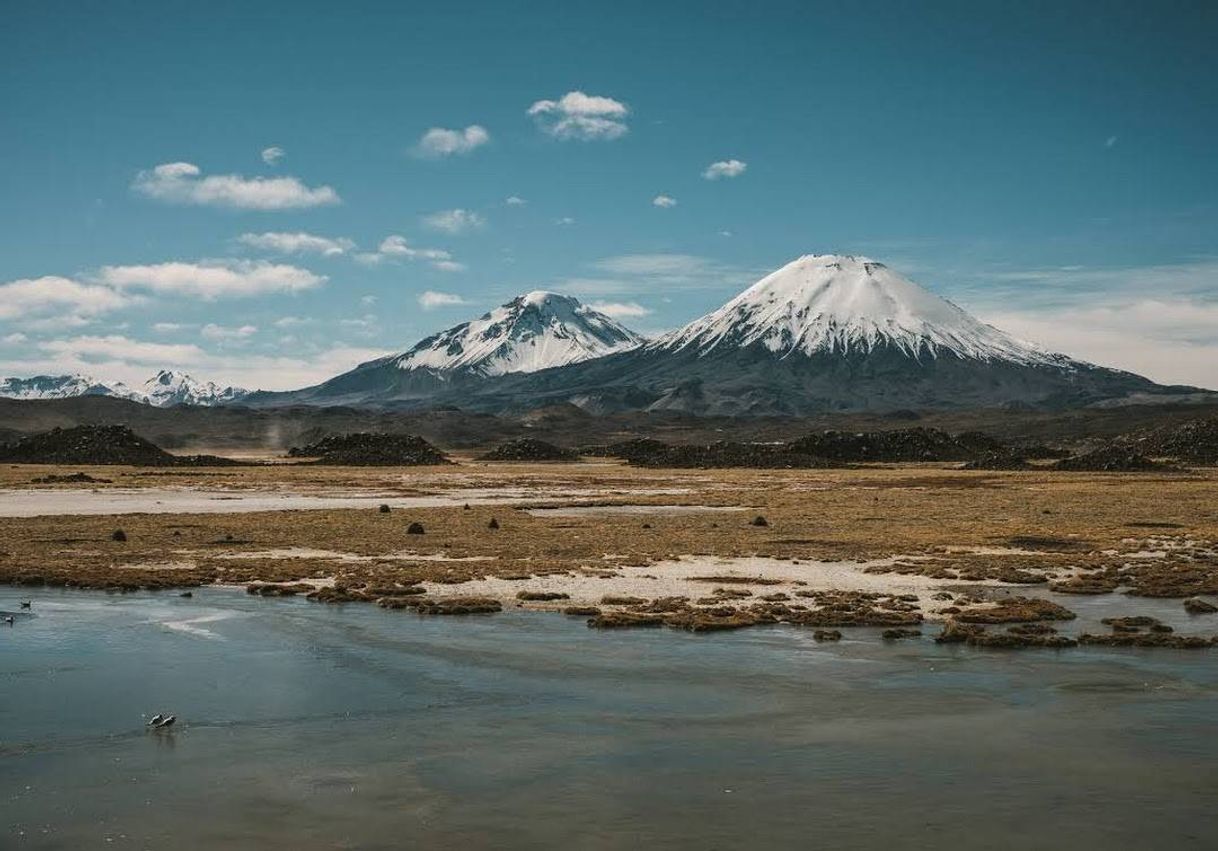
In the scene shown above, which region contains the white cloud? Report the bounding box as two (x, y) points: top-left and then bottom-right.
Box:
(652, 195), (678, 208)
(201, 323), (258, 341)
(554, 216), (576, 226)
(261, 146), (285, 165)
(703, 159), (747, 180)
(38, 335), (205, 365)
(2, 332), (28, 345)
(418, 290), (469, 309)
(273, 316), (311, 328)
(527, 91), (629, 141)
(340, 314), (378, 333)
(377, 235), (451, 260)
(0, 275), (133, 321)
(237, 231), (354, 256)
(588, 300), (651, 319)
(355, 235), (458, 271)
(414, 125), (490, 158)
(152, 322), (187, 333)
(422, 208), (485, 234)
(133, 161), (340, 210)
(505, 195), (527, 206)
(98, 260), (325, 299)
(982, 299), (1218, 390)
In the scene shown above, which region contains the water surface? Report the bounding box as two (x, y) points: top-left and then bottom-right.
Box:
(3, 589), (1216, 849)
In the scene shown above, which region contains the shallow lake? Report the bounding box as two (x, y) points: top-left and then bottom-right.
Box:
(3, 588), (1216, 849)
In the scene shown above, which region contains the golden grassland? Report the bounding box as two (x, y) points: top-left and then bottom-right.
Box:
(2, 459), (1217, 639)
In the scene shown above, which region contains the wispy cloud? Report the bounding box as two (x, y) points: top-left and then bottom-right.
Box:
(133, 162), (339, 210)
(588, 300), (651, 319)
(505, 195), (527, 206)
(38, 334), (206, 365)
(652, 195), (678, 208)
(422, 208), (485, 234)
(237, 231), (354, 256)
(355, 235), (459, 271)
(702, 159), (747, 180)
(556, 253), (756, 298)
(593, 254), (717, 277)
(413, 125), (490, 158)
(261, 146), (285, 165)
(98, 260), (325, 299)
(418, 290), (469, 309)
(377, 235), (451, 260)
(201, 323), (258, 341)
(962, 258), (1218, 309)
(528, 91), (629, 141)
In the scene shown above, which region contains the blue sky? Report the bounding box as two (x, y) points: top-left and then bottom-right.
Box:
(2, 0), (1216, 389)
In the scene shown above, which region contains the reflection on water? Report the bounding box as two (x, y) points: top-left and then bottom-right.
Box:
(3, 588), (1217, 849)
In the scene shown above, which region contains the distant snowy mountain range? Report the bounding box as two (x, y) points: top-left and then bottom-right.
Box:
(5, 255), (1205, 415)
(0, 370), (249, 408)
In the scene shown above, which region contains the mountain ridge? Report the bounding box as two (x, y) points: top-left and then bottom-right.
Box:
(0, 370), (249, 408)
(247, 253), (1188, 415)
(248, 291), (644, 407)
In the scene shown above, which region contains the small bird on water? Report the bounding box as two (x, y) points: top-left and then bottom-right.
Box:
(156, 715), (176, 728)
(147, 714), (164, 726)
(2, 616), (13, 625)
(19, 601), (31, 609)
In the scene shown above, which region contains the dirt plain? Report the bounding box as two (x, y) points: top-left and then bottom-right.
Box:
(2, 455), (1217, 642)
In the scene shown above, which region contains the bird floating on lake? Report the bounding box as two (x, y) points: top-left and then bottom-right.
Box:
(147, 714), (164, 726)
(19, 601), (31, 609)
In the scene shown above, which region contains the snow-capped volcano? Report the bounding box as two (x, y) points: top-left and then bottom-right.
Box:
(391, 291), (644, 377)
(247, 255), (1191, 415)
(423, 254), (1180, 415)
(140, 370), (249, 407)
(252, 292), (645, 407)
(0, 370), (249, 407)
(658, 254), (1055, 365)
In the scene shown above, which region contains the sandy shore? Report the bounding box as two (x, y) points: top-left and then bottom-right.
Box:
(416, 554), (1002, 618)
(0, 484), (693, 517)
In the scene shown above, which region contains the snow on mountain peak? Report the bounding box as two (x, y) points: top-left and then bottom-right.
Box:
(0, 370), (248, 406)
(393, 291), (644, 377)
(658, 253), (1055, 364)
(0, 373), (141, 402)
(140, 370), (249, 406)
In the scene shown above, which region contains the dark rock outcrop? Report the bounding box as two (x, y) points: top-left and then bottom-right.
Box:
(288, 432), (451, 466)
(478, 438), (578, 462)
